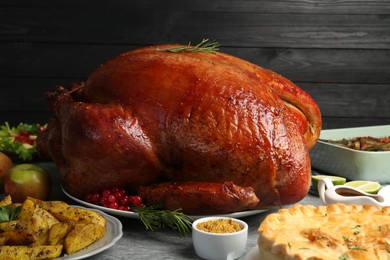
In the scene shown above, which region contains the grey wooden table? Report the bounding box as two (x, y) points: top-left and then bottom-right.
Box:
(41, 162), (322, 260)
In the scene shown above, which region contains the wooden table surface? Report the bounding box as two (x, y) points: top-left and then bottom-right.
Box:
(1, 0), (389, 128)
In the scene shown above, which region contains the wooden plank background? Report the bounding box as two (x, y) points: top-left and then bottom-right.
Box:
(0, 0), (389, 129)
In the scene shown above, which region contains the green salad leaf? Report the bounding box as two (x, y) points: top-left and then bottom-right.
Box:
(0, 122), (46, 161)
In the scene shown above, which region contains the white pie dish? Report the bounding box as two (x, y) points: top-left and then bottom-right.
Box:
(309, 125), (390, 184)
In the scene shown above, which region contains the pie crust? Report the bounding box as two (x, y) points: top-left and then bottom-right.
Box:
(258, 203), (390, 259)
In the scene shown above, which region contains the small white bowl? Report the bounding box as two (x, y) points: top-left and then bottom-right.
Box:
(192, 216), (248, 260)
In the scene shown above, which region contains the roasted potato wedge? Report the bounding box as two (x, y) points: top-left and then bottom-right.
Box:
(17, 199), (35, 220)
(0, 220), (17, 232)
(15, 199), (59, 243)
(0, 229), (36, 245)
(35, 206), (60, 229)
(64, 221), (106, 254)
(0, 196), (12, 207)
(0, 245), (62, 259)
(27, 197), (106, 226)
(30, 232), (49, 246)
(0, 196), (108, 258)
(0, 199), (60, 246)
(48, 221), (74, 246)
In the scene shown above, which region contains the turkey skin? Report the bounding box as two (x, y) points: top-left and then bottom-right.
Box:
(38, 44), (322, 214)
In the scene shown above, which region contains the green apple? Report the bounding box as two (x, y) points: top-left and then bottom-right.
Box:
(4, 163), (51, 203)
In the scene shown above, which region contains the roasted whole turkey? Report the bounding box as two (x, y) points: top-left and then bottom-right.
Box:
(38, 44), (322, 214)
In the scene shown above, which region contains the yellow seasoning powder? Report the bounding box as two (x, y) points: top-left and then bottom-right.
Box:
(197, 218), (243, 233)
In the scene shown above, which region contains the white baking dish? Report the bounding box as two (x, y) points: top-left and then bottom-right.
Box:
(310, 125), (390, 184)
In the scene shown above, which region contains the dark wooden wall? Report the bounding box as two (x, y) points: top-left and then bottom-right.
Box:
(1, 0), (390, 129)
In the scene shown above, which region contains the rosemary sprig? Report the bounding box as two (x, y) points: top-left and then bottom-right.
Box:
(159, 39), (221, 54)
(133, 205), (193, 235)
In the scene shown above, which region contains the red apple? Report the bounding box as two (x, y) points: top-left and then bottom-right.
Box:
(4, 163), (51, 203)
(0, 152), (13, 190)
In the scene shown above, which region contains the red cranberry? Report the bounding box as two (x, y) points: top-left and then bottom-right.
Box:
(107, 194), (116, 203)
(84, 187), (145, 212)
(129, 195), (143, 206)
(120, 196), (130, 206)
(113, 191), (123, 200)
(101, 189), (111, 197)
(108, 202), (119, 209)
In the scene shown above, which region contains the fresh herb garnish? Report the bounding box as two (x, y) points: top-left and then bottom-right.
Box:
(348, 245), (366, 251)
(351, 224), (361, 235)
(133, 205), (193, 235)
(0, 122), (46, 161)
(342, 236), (351, 242)
(159, 39), (221, 54)
(0, 205), (22, 222)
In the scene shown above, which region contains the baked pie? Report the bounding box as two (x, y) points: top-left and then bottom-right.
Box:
(258, 203), (390, 259)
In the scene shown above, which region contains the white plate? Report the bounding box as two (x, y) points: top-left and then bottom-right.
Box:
(58, 206), (123, 259)
(244, 246), (260, 260)
(62, 187), (268, 220)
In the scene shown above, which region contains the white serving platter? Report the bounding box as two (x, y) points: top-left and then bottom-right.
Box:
(62, 187), (268, 220)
